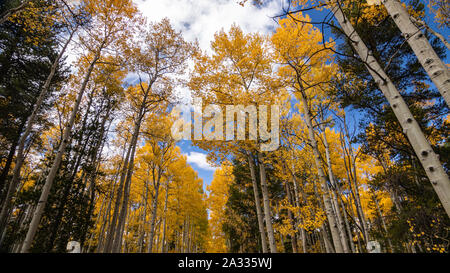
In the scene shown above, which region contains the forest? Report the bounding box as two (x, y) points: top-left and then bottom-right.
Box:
(0, 0), (449, 254)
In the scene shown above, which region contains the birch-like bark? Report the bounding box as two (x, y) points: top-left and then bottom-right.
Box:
(408, 16), (450, 51)
(111, 95), (151, 252)
(0, 31), (75, 235)
(329, 186), (350, 252)
(247, 152), (268, 253)
(20, 50), (101, 253)
(290, 170), (309, 253)
(147, 169), (162, 253)
(383, 0), (450, 106)
(341, 194), (356, 253)
(103, 140), (132, 253)
(160, 180), (169, 253)
(298, 89), (344, 253)
(112, 140), (137, 253)
(284, 181), (298, 253)
(321, 127), (351, 253)
(342, 118), (370, 243)
(154, 218), (162, 253)
(373, 191), (393, 252)
(330, 1), (450, 217)
(97, 184), (114, 253)
(320, 224), (334, 253)
(257, 153), (277, 253)
(138, 177), (149, 253)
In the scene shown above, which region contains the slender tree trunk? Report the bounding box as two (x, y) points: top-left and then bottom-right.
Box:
(284, 181), (298, 253)
(112, 147), (135, 253)
(79, 180), (96, 250)
(341, 117), (370, 244)
(340, 193), (356, 253)
(187, 217), (192, 253)
(320, 225), (333, 253)
(138, 177), (149, 253)
(181, 217), (187, 253)
(80, 106), (110, 251)
(257, 153), (277, 253)
(161, 180), (169, 253)
(346, 196), (363, 252)
(111, 86), (152, 253)
(329, 187), (350, 252)
(384, 0), (450, 106)
(88, 195), (106, 253)
(330, 1), (450, 218)
(0, 32), (75, 236)
(45, 90), (96, 251)
(20, 51), (100, 253)
(79, 119), (108, 251)
(321, 127), (351, 253)
(97, 185), (113, 252)
(339, 130), (367, 240)
(311, 180), (335, 253)
(247, 152), (268, 253)
(289, 169), (309, 253)
(0, 119), (24, 201)
(147, 170), (162, 253)
(103, 140), (131, 253)
(298, 89), (343, 253)
(0, 126), (20, 197)
(373, 191), (393, 252)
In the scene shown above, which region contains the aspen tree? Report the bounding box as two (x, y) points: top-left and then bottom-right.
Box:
(107, 19), (194, 253)
(257, 153), (278, 252)
(320, 125), (351, 252)
(272, 13), (345, 252)
(383, 0), (450, 107)
(247, 153), (269, 253)
(189, 25), (284, 252)
(0, 3), (78, 235)
(327, 0), (450, 217)
(146, 132), (178, 253)
(298, 92), (344, 252)
(20, 0), (138, 253)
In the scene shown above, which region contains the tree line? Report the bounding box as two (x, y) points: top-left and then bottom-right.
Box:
(0, 0), (448, 253)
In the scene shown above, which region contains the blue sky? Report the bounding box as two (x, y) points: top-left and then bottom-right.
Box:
(134, 0), (290, 192)
(133, 0), (450, 192)
(178, 141), (216, 193)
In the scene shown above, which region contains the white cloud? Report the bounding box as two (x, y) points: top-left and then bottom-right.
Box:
(135, 0), (286, 52)
(135, 0), (287, 108)
(184, 151), (217, 171)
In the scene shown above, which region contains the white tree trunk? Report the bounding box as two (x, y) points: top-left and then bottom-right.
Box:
(247, 152), (268, 253)
(0, 31), (75, 235)
(383, 0), (450, 107)
(321, 127), (351, 252)
(330, 1), (450, 218)
(289, 169), (309, 253)
(160, 180), (169, 253)
(408, 16), (450, 51)
(341, 118), (370, 243)
(298, 90), (344, 253)
(103, 140), (132, 253)
(20, 51), (100, 253)
(283, 181), (298, 253)
(147, 170), (161, 253)
(257, 153), (277, 253)
(112, 140), (137, 252)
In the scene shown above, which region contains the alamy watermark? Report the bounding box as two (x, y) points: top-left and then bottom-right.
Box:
(171, 98), (280, 151)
